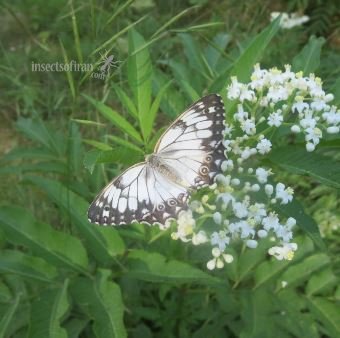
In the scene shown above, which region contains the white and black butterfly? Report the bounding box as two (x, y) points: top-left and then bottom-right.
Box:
(88, 93), (226, 226)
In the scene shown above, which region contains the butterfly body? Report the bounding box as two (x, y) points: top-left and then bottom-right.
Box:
(88, 94), (226, 227)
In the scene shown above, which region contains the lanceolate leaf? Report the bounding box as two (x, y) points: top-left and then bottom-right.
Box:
(307, 297), (340, 337)
(273, 197), (324, 250)
(269, 146), (340, 189)
(26, 176), (125, 264)
(128, 29), (153, 141)
(70, 270), (126, 338)
(83, 148), (143, 174)
(292, 36), (325, 74)
(28, 279), (69, 338)
(0, 294), (20, 338)
(209, 17), (281, 98)
(83, 94), (143, 143)
(0, 250), (57, 282)
(0, 206), (89, 274)
(127, 250), (223, 285)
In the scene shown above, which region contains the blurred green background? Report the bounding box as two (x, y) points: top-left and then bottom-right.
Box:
(0, 0), (340, 337)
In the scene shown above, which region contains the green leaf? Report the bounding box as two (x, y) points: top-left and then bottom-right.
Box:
(305, 268), (338, 296)
(179, 33), (209, 81)
(0, 294), (20, 338)
(128, 29), (153, 141)
(269, 146), (340, 189)
(0, 206), (88, 274)
(178, 80), (200, 101)
(254, 236), (315, 289)
(272, 197), (324, 250)
(26, 176), (125, 264)
(112, 85), (138, 119)
(106, 135), (144, 153)
(146, 80), (172, 142)
(83, 94), (143, 143)
(28, 279), (69, 338)
(83, 139), (113, 151)
(83, 148), (143, 174)
(3, 147), (56, 161)
(236, 240), (270, 284)
(292, 36), (325, 74)
(16, 118), (63, 155)
(307, 297), (340, 337)
(71, 270), (126, 338)
(0, 282), (11, 303)
(209, 17), (280, 96)
(280, 254), (330, 287)
(127, 250), (222, 285)
(153, 69), (186, 118)
(0, 250), (57, 282)
(64, 318), (89, 338)
(204, 33), (230, 72)
(330, 77), (340, 106)
(254, 257), (290, 290)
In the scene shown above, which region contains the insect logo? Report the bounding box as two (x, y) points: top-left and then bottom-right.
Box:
(91, 51), (121, 80)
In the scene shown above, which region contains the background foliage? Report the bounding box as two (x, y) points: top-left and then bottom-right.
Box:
(0, 0), (340, 337)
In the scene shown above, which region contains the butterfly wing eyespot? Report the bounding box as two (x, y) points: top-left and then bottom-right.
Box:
(88, 93), (226, 226)
(199, 165), (209, 175)
(157, 203), (165, 211)
(168, 198), (177, 206)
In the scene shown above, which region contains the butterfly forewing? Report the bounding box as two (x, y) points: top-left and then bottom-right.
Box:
(88, 93), (225, 226)
(156, 93), (225, 188)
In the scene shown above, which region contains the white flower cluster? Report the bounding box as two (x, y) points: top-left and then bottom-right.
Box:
(227, 64), (340, 152)
(270, 12), (309, 29)
(170, 65), (339, 271)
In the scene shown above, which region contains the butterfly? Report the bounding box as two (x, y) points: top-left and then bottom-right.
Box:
(88, 93), (226, 227)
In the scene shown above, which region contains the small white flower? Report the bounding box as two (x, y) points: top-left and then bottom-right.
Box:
(275, 183), (294, 204)
(300, 111), (317, 129)
(286, 217), (296, 229)
(211, 231), (230, 251)
(232, 201), (249, 218)
(306, 142), (315, 152)
(291, 125), (301, 133)
(227, 77), (242, 100)
(172, 210), (196, 242)
(221, 159), (234, 172)
(305, 127), (322, 145)
(262, 212), (280, 231)
(256, 167), (271, 184)
(322, 107), (340, 125)
(222, 253), (234, 263)
(256, 138), (272, 154)
(292, 97), (309, 114)
(311, 98), (328, 112)
(207, 259), (216, 270)
(265, 184), (274, 196)
(241, 118), (256, 135)
(258, 229), (268, 238)
(281, 281), (288, 288)
(231, 178), (240, 186)
(246, 239), (258, 248)
(248, 203), (267, 222)
(268, 110), (284, 127)
(213, 212), (222, 225)
(268, 243), (298, 260)
(192, 230), (208, 245)
(271, 12), (309, 29)
(327, 126), (339, 134)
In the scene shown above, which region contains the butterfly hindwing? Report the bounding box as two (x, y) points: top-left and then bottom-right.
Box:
(87, 163), (189, 226)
